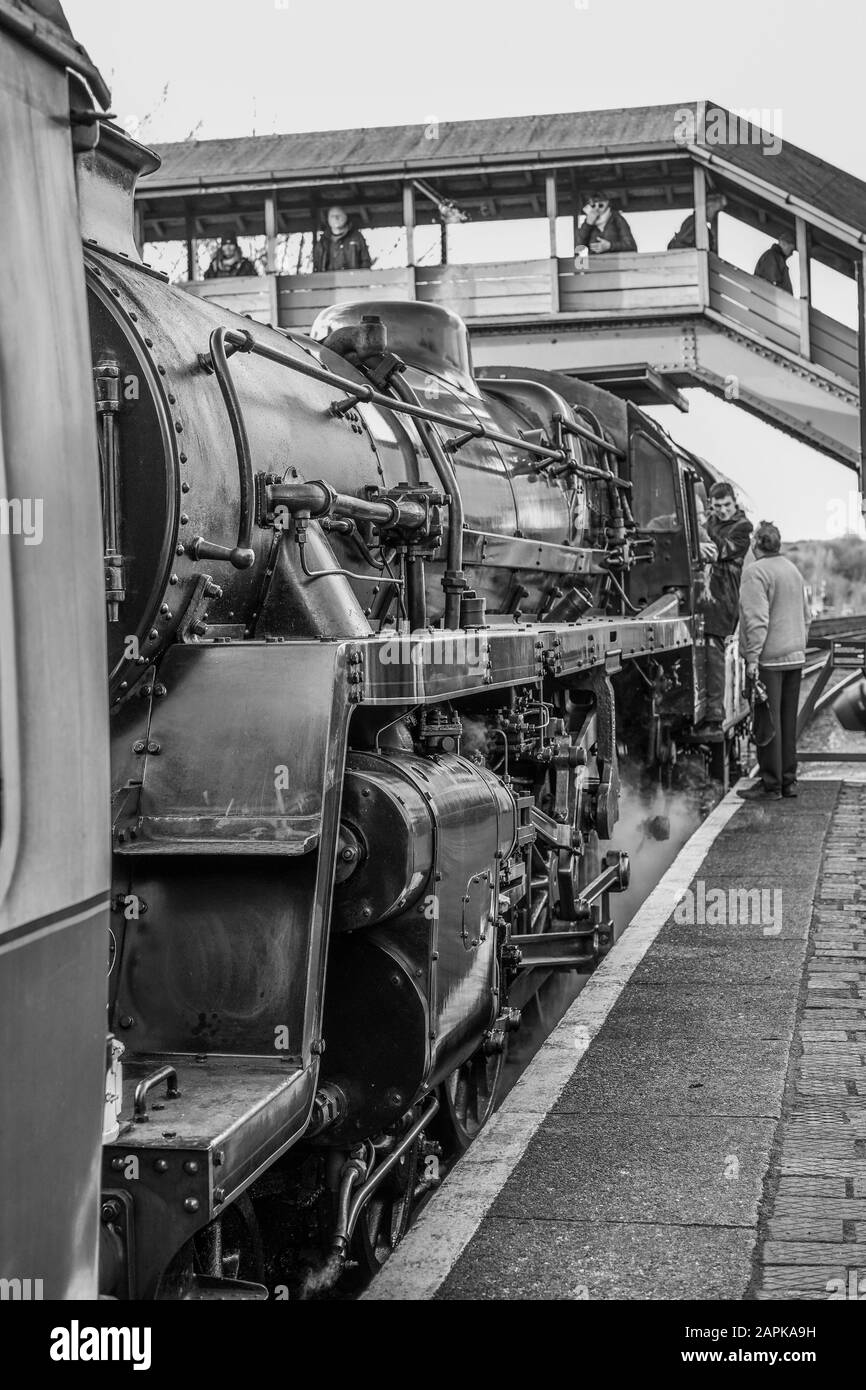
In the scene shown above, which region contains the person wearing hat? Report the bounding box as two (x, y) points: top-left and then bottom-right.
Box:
(737, 521), (811, 801)
(204, 236), (258, 279)
(574, 191), (637, 256)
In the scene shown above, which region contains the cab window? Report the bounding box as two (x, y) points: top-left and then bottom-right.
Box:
(631, 431), (682, 533)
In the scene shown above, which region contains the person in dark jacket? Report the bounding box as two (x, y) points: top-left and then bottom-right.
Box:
(754, 233), (795, 294)
(313, 206), (372, 272)
(204, 236), (258, 279)
(668, 193), (727, 252)
(694, 481), (753, 736)
(574, 191), (637, 256)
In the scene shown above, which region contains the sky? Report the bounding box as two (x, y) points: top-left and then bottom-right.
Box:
(64, 0), (865, 541)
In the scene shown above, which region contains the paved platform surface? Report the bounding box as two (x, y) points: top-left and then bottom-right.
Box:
(366, 779), (865, 1301)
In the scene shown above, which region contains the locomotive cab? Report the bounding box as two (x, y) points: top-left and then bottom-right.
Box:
(625, 411), (695, 609)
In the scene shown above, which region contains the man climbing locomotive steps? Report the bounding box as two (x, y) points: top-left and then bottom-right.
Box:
(693, 482), (753, 743)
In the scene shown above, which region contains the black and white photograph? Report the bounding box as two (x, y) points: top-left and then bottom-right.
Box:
(1, 0), (865, 1358)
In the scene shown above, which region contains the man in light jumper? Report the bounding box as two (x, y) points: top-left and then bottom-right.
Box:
(737, 521), (811, 801)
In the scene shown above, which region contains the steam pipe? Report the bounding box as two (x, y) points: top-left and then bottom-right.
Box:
(387, 374), (466, 629)
(345, 1097), (440, 1241)
(190, 328), (256, 569)
(266, 480), (426, 531)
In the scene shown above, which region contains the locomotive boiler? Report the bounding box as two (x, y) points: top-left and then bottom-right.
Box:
(6, 22), (748, 1299)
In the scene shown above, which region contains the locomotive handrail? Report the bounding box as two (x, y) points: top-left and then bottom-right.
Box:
(188, 328), (256, 570)
(215, 327), (626, 470)
(556, 415), (628, 474)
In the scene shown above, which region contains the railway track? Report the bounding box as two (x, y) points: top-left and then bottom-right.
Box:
(807, 613), (866, 646)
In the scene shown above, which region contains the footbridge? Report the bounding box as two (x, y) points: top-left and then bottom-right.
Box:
(132, 102), (866, 475)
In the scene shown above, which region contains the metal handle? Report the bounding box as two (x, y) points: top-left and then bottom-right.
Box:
(133, 1065), (180, 1123)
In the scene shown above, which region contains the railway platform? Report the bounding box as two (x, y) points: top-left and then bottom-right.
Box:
(365, 778), (866, 1301)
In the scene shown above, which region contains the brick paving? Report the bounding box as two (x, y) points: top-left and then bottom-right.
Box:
(752, 783), (866, 1299)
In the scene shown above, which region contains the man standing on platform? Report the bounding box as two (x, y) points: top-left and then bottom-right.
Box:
(737, 522), (811, 801)
(694, 481), (753, 738)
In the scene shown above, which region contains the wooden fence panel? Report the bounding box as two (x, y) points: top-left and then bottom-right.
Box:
(558, 250), (701, 314)
(809, 307), (858, 385)
(415, 260), (552, 317)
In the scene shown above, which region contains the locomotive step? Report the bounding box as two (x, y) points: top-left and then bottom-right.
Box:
(104, 1053), (314, 1218)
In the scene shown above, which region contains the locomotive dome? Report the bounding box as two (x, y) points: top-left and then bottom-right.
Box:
(311, 299), (480, 397)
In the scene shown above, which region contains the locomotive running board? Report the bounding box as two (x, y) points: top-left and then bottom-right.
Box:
(354, 604), (693, 705)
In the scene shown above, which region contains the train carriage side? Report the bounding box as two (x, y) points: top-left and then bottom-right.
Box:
(0, 4), (112, 1299)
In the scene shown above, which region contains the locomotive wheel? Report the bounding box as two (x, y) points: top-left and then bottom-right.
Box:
(435, 1043), (506, 1154)
(157, 1193), (266, 1298)
(352, 1139), (418, 1277)
(215, 1193), (266, 1285)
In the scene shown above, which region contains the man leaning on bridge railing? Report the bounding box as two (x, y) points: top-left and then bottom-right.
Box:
(574, 190), (637, 265)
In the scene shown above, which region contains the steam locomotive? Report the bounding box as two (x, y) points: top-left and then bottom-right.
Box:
(1, 3), (746, 1301)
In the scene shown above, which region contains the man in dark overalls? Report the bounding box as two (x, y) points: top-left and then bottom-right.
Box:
(694, 481), (753, 738)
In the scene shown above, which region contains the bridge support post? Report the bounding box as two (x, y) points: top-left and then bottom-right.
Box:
(184, 208), (199, 282)
(402, 182), (416, 270)
(546, 172), (559, 313)
(859, 251), (866, 508)
(265, 193), (278, 273)
(795, 216), (811, 360)
(692, 163), (709, 307)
